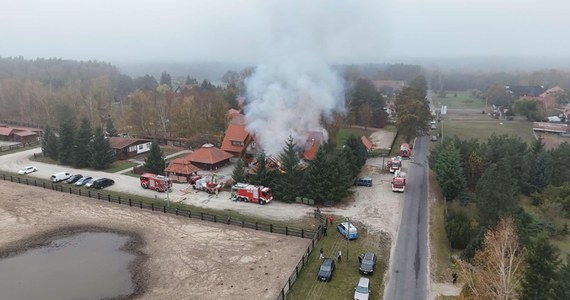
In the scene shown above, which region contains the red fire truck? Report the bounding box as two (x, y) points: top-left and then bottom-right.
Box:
(140, 173), (172, 192)
(192, 174), (222, 194)
(386, 156), (402, 173)
(230, 183), (272, 205)
(400, 143), (412, 158)
(391, 170), (406, 192)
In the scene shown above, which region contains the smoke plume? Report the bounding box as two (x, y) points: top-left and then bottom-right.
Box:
(244, 0), (384, 155)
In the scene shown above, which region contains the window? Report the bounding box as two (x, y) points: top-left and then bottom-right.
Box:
(231, 141), (244, 147)
(138, 144), (143, 150)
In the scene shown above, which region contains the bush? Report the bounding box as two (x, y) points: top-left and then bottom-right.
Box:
(445, 211), (478, 249)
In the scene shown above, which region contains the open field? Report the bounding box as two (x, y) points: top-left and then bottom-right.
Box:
(337, 127), (375, 147)
(287, 226), (390, 300)
(0, 181), (310, 300)
(537, 132), (570, 150)
(433, 92), (485, 109)
(105, 160), (140, 173)
(439, 119), (535, 144)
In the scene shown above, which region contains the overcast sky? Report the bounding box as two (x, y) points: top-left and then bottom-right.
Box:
(1, 0), (569, 64)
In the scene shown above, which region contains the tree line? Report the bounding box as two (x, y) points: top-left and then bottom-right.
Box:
(232, 134), (367, 204)
(431, 134), (570, 298)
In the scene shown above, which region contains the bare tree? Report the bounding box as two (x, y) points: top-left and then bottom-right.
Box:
(458, 217), (525, 300)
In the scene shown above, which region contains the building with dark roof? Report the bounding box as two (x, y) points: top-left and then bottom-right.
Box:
(108, 137), (152, 160)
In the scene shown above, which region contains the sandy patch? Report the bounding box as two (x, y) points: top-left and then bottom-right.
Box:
(369, 130), (397, 150)
(0, 181), (310, 300)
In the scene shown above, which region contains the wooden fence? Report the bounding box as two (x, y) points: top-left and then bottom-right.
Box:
(0, 140), (40, 152)
(0, 173), (316, 240)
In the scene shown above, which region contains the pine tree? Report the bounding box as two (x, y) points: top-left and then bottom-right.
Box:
(530, 150), (553, 193)
(551, 142), (570, 186)
(520, 237), (560, 300)
(143, 141), (166, 175)
(274, 136), (302, 202)
(435, 143), (466, 201)
(339, 146), (359, 178)
(73, 118), (92, 168)
(251, 152), (273, 187)
(232, 158), (247, 184)
(553, 254), (570, 299)
(41, 126), (59, 160)
(303, 146), (331, 203)
(328, 149), (354, 201)
(89, 126), (115, 170)
(105, 118), (119, 137)
(57, 105), (76, 165)
(345, 134), (367, 169)
(476, 160), (519, 228)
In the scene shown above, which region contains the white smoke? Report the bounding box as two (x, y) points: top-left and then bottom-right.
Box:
(244, 0), (384, 155)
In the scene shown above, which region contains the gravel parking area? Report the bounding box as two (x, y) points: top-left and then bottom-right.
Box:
(0, 181), (310, 300)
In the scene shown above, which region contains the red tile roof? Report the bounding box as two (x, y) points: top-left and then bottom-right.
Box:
(303, 131), (324, 160)
(165, 158), (201, 175)
(0, 127), (14, 136)
(221, 124), (250, 154)
(361, 136), (374, 151)
(108, 137), (151, 150)
(184, 144), (233, 165)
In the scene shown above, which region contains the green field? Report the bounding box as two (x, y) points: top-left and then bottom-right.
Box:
(287, 226), (389, 300)
(433, 92), (485, 109)
(337, 127), (375, 147)
(438, 120), (535, 144)
(105, 160), (139, 173)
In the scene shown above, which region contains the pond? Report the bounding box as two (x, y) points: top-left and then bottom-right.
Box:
(0, 232), (137, 300)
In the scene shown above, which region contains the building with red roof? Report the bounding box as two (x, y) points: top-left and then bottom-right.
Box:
(183, 144), (233, 170)
(0, 125), (40, 144)
(361, 136), (374, 151)
(165, 158), (201, 181)
(221, 123), (252, 157)
(303, 131), (324, 160)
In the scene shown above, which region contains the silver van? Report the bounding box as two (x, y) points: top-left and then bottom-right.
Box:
(50, 172), (71, 183)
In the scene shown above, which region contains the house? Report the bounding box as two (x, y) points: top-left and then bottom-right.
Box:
(361, 136), (374, 152)
(165, 158), (200, 182)
(221, 123), (252, 157)
(303, 131), (324, 161)
(371, 80), (406, 92)
(0, 125), (41, 144)
(182, 144), (233, 170)
(108, 137), (152, 160)
(506, 85), (546, 98)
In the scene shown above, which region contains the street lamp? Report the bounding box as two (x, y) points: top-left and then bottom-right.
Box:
(345, 217), (350, 262)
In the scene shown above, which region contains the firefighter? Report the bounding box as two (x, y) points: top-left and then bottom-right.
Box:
(337, 250), (342, 262)
(319, 248), (324, 259)
(329, 216), (334, 225)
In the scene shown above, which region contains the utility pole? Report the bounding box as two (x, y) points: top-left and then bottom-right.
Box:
(346, 217), (350, 262)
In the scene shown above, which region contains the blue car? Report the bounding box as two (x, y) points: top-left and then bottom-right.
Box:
(337, 222), (358, 240)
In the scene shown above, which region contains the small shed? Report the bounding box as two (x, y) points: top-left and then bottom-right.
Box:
(108, 137), (152, 160)
(165, 158), (200, 182)
(183, 144), (233, 170)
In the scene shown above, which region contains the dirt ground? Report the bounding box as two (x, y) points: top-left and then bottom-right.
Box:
(537, 132), (570, 149)
(369, 130), (397, 150)
(0, 181), (310, 300)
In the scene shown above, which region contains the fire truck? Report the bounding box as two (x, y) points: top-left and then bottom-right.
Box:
(386, 156), (402, 173)
(230, 183), (272, 205)
(400, 143), (412, 158)
(192, 174), (222, 194)
(140, 173), (172, 192)
(391, 170), (406, 192)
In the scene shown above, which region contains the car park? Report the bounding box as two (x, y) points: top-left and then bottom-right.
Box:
(353, 177), (372, 187)
(74, 176), (93, 186)
(92, 178), (115, 189)
(358, 252), (377, 275)
(65, 174), (83, 184)
(354, 277), (371, 300)
(84, 178), (100, 188)
(50, 172), (71, 182)
(337, 222), (358, 240)
(317, 258), (335, 281)
(18, 166), (37, 175)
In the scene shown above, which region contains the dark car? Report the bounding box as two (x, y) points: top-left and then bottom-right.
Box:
(358, 252), (377, 275)
(354, 177), (373, 187)
(92, 178), (115, 189)
(317, 258), (335, 281)
(65, 174), (83, 184)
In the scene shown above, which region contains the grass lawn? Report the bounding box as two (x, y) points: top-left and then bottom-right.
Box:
(429, 171), (456, 282)
(287, 226), (389, 300)
(389, 134), (407, 157)
(104, 160), (140, 173)
(337, 127), (376, 148)
(439, 120), (535, 144)
(433, 92), (485, 109)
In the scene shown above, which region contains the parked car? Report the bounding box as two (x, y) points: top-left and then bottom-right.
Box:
(354, 177), (373, 187)
(74, 176), (93, 186)
(92, 178), (115, 189)
(50, 172), (71, 182)
(431, 135), (438, 142)
(317, 258), (335, 281)
(354, 277), (371, 300)
(65, 174), (83, 184)
(337, 222), (358, 240)
(18, 166), (37, 175)
(84, 178), (100, 188)
(358, 252), (377, 275)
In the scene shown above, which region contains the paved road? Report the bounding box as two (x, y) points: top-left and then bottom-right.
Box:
(384, 136), (429, 300)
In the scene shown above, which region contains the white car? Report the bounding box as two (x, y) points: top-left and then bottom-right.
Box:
(84, 178), (100, 188)
(18, 166), (37, 175)
(354, 277), (371, 300)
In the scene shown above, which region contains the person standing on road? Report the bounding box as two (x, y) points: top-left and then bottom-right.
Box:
(319, 248), (324, 259)
(452, 272), (458, 284)
(323, 226), (327, 236)
(337, 250), (342, 262)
